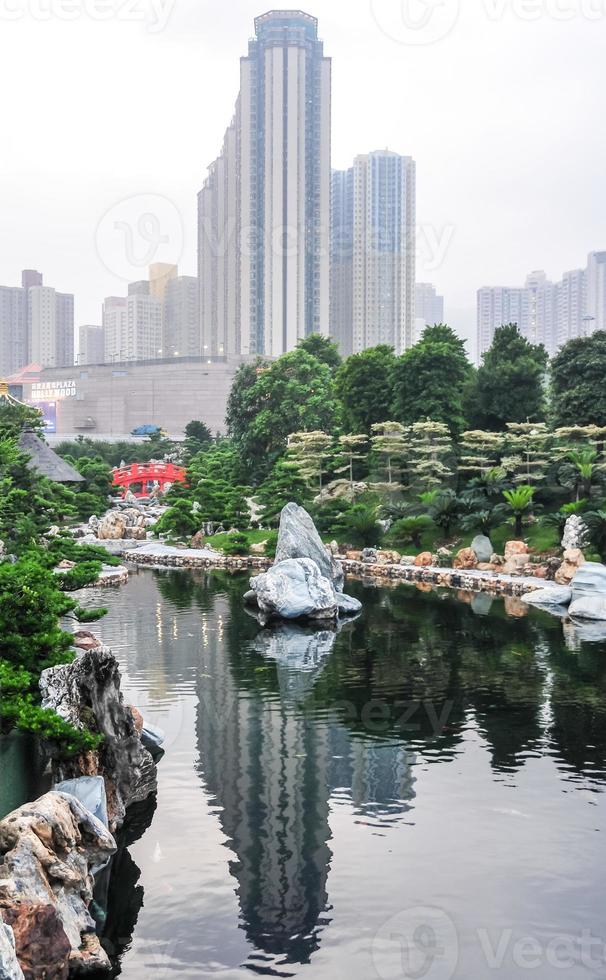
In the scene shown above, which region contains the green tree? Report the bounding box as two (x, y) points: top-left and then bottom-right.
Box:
(392, 325), (472, 437)
(297, 333), (342, 371)
(335, 345), (396, 434)
(183, 420), (213, 459)
(551, 332), (606, 427)
(503, 485), (535, 537)
(287, 430), (334, 495)
(226, 349), (339, 482)
(468, 324), (548, 431)
(256, 459), (313, 527)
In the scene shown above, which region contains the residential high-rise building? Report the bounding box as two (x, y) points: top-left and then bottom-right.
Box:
(199, 10), (331, 357)
(477, 251), (606, 359)
(149, 263), (178, 302)
(164, 276), (200, 357)
(415, 282), (444, 341)
(0, 286), (27, 376)
(350, 150), (416, 353)
(78, 325), (105, 365)
(330, 168), (354, 356)
(29, 284), (74, 368)
(103, 297), (128, 362)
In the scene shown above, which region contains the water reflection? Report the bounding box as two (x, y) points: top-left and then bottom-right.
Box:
(5, 569), (606, 979)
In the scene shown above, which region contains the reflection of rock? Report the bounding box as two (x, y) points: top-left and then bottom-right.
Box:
(40, 648), (157, 832)
(503, 596), (529, 618)
(565, 617), (606, 645)
(522, 585), (572, 607)
(275, 503), (344, 591)
(251, 622), (337, 672)
(250, 558), (338, 624)
(0, 792), (116, 976)
(471, 592), (494, 616)
(0, 917), (24, 980)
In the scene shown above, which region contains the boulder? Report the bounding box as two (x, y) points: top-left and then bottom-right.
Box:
(72, 631), (101, 653)
(414, 552), (433, 567)
(571, 561), (606, 600)
(502, 553), (530, 576)
(0, 792), (116, 976)
(562, 514), (589, 552)
(249, 541), (267, 556)
(345, 550), (362, 562)
(399, 556), (416, 566)
(470, 534), (493, 563)
(336, 593), (363, 616)
(504, 540), (529, 559)
(555, 548), (586, 586)
(40, 648), (157, 832)
(274, 503), (344, 591)
(521, 585), (572, 607)
(54, 777), (109, 832)
(453, 548), (478, 570)
(0, 917), (24, 980)
(96, 513), (127, 541)
(250, 557), (338, 624)
(361, 548), (378, 564)
(129, 526), (147, 541)
(189, 530), (206, 550)
(376, 550), (401, 565)
(568, 596), (606, 621)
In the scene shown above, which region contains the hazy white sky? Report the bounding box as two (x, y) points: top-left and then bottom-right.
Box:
(1, 0), (604, 356)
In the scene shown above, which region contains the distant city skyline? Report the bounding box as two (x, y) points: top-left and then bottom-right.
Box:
(1, 2), (605, 362)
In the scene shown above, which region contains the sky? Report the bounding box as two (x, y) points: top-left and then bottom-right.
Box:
(0, 0), (605, 359)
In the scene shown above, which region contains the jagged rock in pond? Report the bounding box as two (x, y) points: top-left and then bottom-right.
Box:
(522, 585), (573, 607)
(274, 503), (344, 591)
(561, 514), (589, 552)
(0, 792), (116, 977)
(571, 561), (606, 601)
(54, 777), (109, 830)
(39, 647), (157, 832)
(0, 917), (24, 980)
(568, 596), (606, 621)
(335, 592), (362, 616)
(471, 534), (493, 563)
(96, 512), (127, 541)
(250, 558), (338, 624)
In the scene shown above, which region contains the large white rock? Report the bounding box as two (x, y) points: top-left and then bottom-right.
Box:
(562, 514), (589, 551)
(471, 534), (493, 563)
(0, 919), (24, 980)
(275, 503), (344, 591)
(522, 585), (573, 607)
(571, 562), (606, 601)
(568, 596), (606, 621)
(250, 557), (338, 624)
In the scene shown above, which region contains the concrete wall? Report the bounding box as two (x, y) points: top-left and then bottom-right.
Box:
(23, 355), (257, 438)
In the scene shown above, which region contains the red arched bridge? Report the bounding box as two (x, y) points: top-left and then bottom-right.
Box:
(113, 462), (187, 499)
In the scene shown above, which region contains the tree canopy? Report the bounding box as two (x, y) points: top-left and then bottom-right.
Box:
(467, 324), (548, 431)
(297, 333), (342, 371)
(335, 345), (396, 434)
(551, 331), (606, 428)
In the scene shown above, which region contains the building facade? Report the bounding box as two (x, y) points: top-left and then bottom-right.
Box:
(330, 168), (354, 356)
(0, 270), (73, 373)
(415, 282), (444, 341)
(78, 325), (105, 365)
(163, 276), (200, 357)
(199, 10), (331, 358)
(0, 286), (27, 376)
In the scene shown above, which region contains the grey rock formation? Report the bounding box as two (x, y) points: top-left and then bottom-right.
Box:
(522, 585), (573, 607)
(568, 596), (606, 621)
(336, 592), (363, 616)
(471, 534), (493, 563)
(561, 514), (589, 552)
(0, 918), (24, 980)
(40, 647), (157, 831)
(275, 503), (344, 591)
(0, 792), (116, 975)
(54, 776), (109, 831)
(571, 561), (606, 602)
(250, 558), (338, 624)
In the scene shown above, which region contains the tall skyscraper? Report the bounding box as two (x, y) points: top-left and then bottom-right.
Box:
(28, 284), (74, 368)
(0, 286), (27, 376)
(415, 282), (444, 341)
(78, 325), (105, 365)
(199, 10), (331, 358)
(102, 297), (128, 362)
(164, 276), (200, 357)
(330, 168), (354, 356)
(478, 251), (606, 359)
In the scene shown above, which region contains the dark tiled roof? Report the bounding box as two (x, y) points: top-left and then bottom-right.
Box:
(19, 431), (85, 483)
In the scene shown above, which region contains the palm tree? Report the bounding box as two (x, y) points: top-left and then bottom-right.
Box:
(567, 448), (597, 501)
(502, 485), (535, 538)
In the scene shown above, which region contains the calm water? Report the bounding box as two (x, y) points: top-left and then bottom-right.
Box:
(3, 568), (606, 979)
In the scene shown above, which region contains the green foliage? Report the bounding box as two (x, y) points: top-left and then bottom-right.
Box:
(184, 419), (213, 460)
(221, 531), (250, 556)
(297, 333), (342, 371)
(391, 325), (472, 437)
(422, 488), (461, 538)
(154, 498), (200, 539)
(583, 509), (606, 561)
(502, 485), (536, 537)
(256, 459), (313, 527)
(55, 435), (177, 469)
(335, 345), (396, 434)
(391, 515), (433, 549)
(226, 349), (339, 482)
(467, 324), (548, 431)
(551, 333), (606, 428)
(0, 399), (43, 439)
